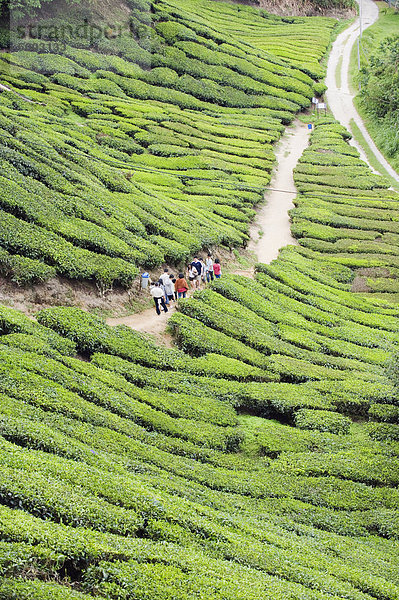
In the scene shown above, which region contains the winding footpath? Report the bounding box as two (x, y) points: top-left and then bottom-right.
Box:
(108, 120), (311, 339)
(326, 0), (399, 182)
(248, 120), (309, 263)
(108, 1), (399, 336)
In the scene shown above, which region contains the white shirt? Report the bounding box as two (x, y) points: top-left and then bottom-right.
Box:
(206, 258), (213, 271)
(159, 272), (170, 285)
(150, 286), (164, 298)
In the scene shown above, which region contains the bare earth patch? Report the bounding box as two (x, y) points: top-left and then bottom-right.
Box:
(258, 0), (355, 18)
(351, 275), (371, 293)
(0, 276), (146, 316)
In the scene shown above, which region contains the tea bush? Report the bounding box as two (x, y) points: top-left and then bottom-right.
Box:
(294, 408), (351, 434)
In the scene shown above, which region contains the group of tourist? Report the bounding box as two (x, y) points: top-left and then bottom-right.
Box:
(149, 254), (222, 315)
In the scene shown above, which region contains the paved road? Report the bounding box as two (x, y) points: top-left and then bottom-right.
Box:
(325, 0), (399, 182)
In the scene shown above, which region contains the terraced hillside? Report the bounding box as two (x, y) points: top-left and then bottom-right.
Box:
(1, 0), (399, 598)
(168, 0), (336, 78)
(0, 0), (336, 292)
(292, 119), (399, 294)
(1, 119), (399, 598)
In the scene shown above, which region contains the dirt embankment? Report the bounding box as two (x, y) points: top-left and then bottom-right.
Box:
(0, 248), (248, 317)
(0, 276), (144, 316)
(220, 0), (355, 18)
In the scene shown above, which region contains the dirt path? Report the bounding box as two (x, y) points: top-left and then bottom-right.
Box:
(107, 299), (177, 344)
(108, 121), (310, 338)
(325, 0), (399, 182)
(248, 120), (310, 264)
(110, 5), (399, 339)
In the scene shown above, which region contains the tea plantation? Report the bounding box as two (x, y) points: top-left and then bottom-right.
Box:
(1, 0), (399, 598)
(0, 0), (337, 291)
(1, 118), (399, 597)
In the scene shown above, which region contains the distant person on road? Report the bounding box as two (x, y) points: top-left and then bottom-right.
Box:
(175, 273), (189, 299)
(164, 274), (175, 303)
(150, 282), (168, 315)
(213, 258), (222, 279)
(205, 253), (214, 282)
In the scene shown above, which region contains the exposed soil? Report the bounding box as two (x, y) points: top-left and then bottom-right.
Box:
(257, 0), (355, 18)
(106, 260), (256, 344)
(108, 297), (177, 346)
(248, 120), (310, 264)
(214, 0), (355, 17)
(0, 247), (251, 319)
(351, 275), (371, 293)
(0, 276), (144, 316)
(357, 267), (391, 278)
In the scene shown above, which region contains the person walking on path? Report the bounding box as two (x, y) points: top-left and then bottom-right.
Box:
(200, 258), (207, 285)
(205, 254), (214, 283)
(191, 256), (203, 289)
(171, 275), (177, 300)
(150, 282), (168, 315)
(159, 268), (170, 305)
(164, 274), (175, 303)
(158, 278), (170, 306)
(175, 273), (189, 299)
(159, 268), (170, 286)
(188, 264), (199, 290)
(213, 258), (222, 279)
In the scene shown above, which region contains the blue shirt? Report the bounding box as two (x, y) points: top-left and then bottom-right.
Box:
(192, 261), (202, 275)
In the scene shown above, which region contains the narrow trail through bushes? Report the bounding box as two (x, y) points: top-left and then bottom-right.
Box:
(108, 120), (310, 338)
(248, 120), (310, 263)
(107, 304), (176, 345)
(325, 0), (399, 182)
(108, 2), (399, 339)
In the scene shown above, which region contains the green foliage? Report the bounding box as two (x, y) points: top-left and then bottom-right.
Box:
(360, 36), (399, 126)
(169, 311), (271, 370)
(294, 408), (351, 434)
(0, 0), (340, 288)
(0, 305), (75, 355)
(311, 0), (355, 8)
(0, 247), (55, 284)
(366, 422), (399, 442)
(368, 403), (399, 424)
(0, 298), (398, 598)
(3, 5), (399, 600)
(0, 579), (95, 600)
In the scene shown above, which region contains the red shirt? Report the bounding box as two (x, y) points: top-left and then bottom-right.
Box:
(213, 263), (221, 276)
